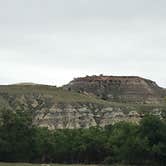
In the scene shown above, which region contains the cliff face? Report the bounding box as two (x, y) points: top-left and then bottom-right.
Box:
(0, 81), (165, 129)
(64, 75), (165, 104)
(33, 103), (164, 130)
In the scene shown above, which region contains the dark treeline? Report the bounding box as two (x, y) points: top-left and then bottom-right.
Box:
(0, 109), (166, 165)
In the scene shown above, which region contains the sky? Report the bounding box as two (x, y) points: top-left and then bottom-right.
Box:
(0, 0), (166, 87)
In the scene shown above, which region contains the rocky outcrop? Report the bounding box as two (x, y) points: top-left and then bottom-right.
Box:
(34, 104), (165, 130)
(64, 75), (165, 104)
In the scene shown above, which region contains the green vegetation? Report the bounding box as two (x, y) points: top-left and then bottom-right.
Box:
(0, 164), (133, 166)
(0, 164), (41, 166)
(0, 164), (98, 166)
(0, 108), (166, 165)
(0, 85), (109, 105)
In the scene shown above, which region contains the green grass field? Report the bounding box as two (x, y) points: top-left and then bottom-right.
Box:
(0, 164), (135, 166)
(0, 164), (99, 166)
(0, 163), (136, 166)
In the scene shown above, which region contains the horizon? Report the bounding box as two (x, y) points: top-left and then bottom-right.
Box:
(2, 74), (166, 89)
(0, 0), (166, 87)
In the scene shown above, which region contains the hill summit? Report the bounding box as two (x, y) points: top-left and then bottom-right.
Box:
(64, 75), (165, 104)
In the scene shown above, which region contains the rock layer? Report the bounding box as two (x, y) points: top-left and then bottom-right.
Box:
(64, 75), (165, 104)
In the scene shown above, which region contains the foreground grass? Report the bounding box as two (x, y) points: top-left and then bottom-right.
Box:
(0, 164), (99, 166)
(0, 164), (131, 166)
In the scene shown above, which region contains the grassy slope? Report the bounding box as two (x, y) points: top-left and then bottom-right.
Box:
(0, 84), (165, 112)
(0, 85), (109, 105)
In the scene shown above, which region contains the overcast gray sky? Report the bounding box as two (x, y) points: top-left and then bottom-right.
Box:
(0, 0), (166, 87)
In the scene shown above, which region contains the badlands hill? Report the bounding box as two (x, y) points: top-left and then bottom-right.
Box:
(0, 75), (165, 129)
(64, 75), (166, 104)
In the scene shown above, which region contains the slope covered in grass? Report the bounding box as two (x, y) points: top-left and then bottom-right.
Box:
(0, 84), (109, 105)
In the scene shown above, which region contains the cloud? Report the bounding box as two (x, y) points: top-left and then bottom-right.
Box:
(0, 0), (166, 87)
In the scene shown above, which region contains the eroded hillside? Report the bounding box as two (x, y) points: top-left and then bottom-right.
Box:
(0, 80), (165, 129)
(64, 75), (166, 104)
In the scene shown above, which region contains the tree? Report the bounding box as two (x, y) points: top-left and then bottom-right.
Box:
(0, 108), (34, 162)
(139, 115), (166, 163)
